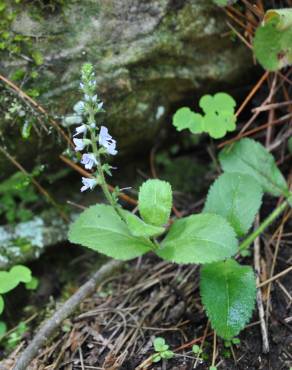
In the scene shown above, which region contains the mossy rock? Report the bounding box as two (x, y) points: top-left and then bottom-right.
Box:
(0, 0), (252, 178)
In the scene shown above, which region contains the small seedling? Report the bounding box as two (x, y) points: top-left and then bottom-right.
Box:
(151, 337), (174, 363)
(192, 344), (202, 355)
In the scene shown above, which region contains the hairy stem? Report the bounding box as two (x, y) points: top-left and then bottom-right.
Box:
(239, 199), (289, 251)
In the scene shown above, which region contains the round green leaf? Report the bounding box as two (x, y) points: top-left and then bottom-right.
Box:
(157, 213), (238, 264)
(10, 265), (32, 283)
(138, 179), (172, 227)
(204, 173), (263, 236)
(0, 296), (4, 315)
(0, 272), (19, 294)
(200, 259), (256, 339)
(68, 204), (154, 260)
(173, 107), (203, 134)
(219, 138), (288, 197)
(254, 10), (292, 71)
(199, 92), (236, 115)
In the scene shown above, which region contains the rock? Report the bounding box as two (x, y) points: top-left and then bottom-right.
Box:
(0, 210), (72, 269)
(0, 0), (252, 178)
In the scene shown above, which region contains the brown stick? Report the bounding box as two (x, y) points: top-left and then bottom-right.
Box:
(12, 259), (124, 370)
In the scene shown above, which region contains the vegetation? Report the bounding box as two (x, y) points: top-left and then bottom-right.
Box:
(0, 0), (291, 369)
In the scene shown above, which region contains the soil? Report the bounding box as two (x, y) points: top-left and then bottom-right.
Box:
(4, 244), (291, 370)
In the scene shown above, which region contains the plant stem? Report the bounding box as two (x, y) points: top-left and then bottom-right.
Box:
(88, 110), (126, 222)
(239, 200), (288, 251)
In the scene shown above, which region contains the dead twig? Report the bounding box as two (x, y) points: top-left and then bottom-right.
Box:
(12, 259), (124, 370)
(253, 216), (269, 353)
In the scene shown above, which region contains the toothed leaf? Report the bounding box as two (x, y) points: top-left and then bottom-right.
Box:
(157, 213), (238, 264)
(204, 173), (263, 236)
(69, 204), (154, 260)
(219, 138), (288, 197)
(200, 259), (256, 339)
(138, 179), (172, 226)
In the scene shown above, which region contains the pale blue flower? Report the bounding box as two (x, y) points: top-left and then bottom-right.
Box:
(81, 177), (97, 192)
(99, 126), (117, 155)
(73, 124), (87, 137)
(81, 153), (98, 170)
(73, 138), (86, 151)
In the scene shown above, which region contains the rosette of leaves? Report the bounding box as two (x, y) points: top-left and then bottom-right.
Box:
(69, 135), (290, 340)
(254, 8), (292, 71)
(173, 93), (236, 139)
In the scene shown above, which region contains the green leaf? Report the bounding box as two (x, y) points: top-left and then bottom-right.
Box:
(68, 204), (154, 260)
(25, 276), (39, 290)
(161, 350), (174, 359)
(253, 9), (292, 71)
(204, 173), (263, 236)
(122, 210), (165, 238)
(173, 107), (204, 134)
(173, 93), (237, 139)
(152, 354), (161, 363)
(199, 93), (236, 139)
(0, 272), (19, 294)
(0, 296), (4, 315)
(219, 138), (288, 197)
(212, 0), (237, 6)
(154, 337), (167, 352)
(157, 213), (238, 264)
(200, 259), (256, 339)
(138, 179), (172, 226)
(10, 265), (32, 283)
(31, 50), (44, 66)
(192, 344), (202, 354)
(0, 321), (7, 336)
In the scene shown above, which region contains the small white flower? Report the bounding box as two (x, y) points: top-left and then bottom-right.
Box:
(80, 177), (97, 192)
(73, 101), (85, 115)
(73, 124), (87, 137)
(97, 102), (104, 110)
(80, 82), (84, 89)
(73, 138), (86, 152)
(81, 153), (98, 170)
(99, 126), (117, 155)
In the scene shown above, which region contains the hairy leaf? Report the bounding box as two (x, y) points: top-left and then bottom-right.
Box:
(122, 210), (165, 238)
(204, 173), (263, 236)
(68, 204), (154, 260)
(254, 9), (292, 71)
(157, 213), (238, 264)
(172, 107), (203, 134)
(138, 179), (172, 226)
(219, 138), (288, 196)
(200, 259), (256, 339)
